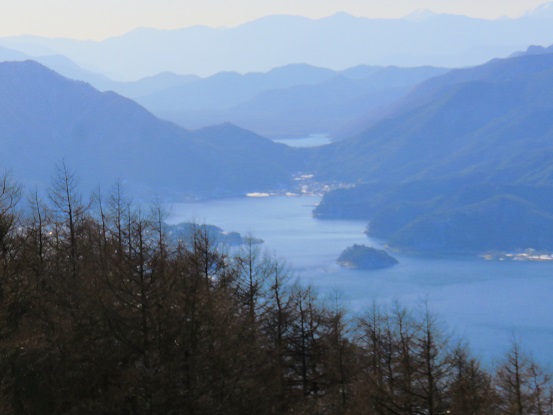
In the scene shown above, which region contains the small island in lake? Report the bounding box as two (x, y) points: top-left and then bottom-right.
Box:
(337, 244), (399, 270)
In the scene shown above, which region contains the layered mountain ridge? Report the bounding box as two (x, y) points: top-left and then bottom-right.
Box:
(3, 10), (553, 79)
(0, 61), (298, 198)
(3, 51), (553, 254)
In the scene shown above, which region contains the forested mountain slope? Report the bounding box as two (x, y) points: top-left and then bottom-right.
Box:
(313, 53), (553, 253)
(0, 61), (298, 198)
(314, 53), (553, 184)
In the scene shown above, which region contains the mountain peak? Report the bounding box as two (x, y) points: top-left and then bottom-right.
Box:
(509, 43), (553, 58)
(0, 59), (66, 80)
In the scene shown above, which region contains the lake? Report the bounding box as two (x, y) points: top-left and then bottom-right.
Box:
(168, 194), (553, 366)
(272, 133), (333, 147)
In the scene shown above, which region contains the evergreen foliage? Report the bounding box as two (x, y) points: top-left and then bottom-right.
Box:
(337, 244), (398, 269)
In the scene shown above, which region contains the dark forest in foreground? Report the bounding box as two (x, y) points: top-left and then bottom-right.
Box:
(0, 167), (551, 414)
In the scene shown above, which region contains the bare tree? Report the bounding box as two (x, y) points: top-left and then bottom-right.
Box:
(495, 341), (553, 415)
(0, 171), (22, 280)
(48, 161), (88, 277)
(447, 342), (497, 415)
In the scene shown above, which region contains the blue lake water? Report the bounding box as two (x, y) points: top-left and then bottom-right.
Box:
(168, 195), (553, 366)
(272, 134), (333, 147)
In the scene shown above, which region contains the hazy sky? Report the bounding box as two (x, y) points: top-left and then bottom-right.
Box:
(0, 0), (549, 40)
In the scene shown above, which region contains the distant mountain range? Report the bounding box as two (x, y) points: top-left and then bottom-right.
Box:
(139, 64), (448, 138)
(0, 47), (448, 138)
(0, 48), (200, 99)
(3, 50), (553, 255)
(0, 61), (298, 198)
(2, 6), (553, 79)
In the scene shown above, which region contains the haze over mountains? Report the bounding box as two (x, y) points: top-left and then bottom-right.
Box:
(138, 64), (448, 138)
(2, 25), (553, 254)
(0, 45), (448, 137)
(0, 61), (298, 198)
(3, 3), (553, 139)
(2, 4), (553, 79)
(0, 46), (200, 98)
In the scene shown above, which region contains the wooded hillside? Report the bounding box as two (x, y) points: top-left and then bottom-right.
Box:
(0, 169), (549, 414)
